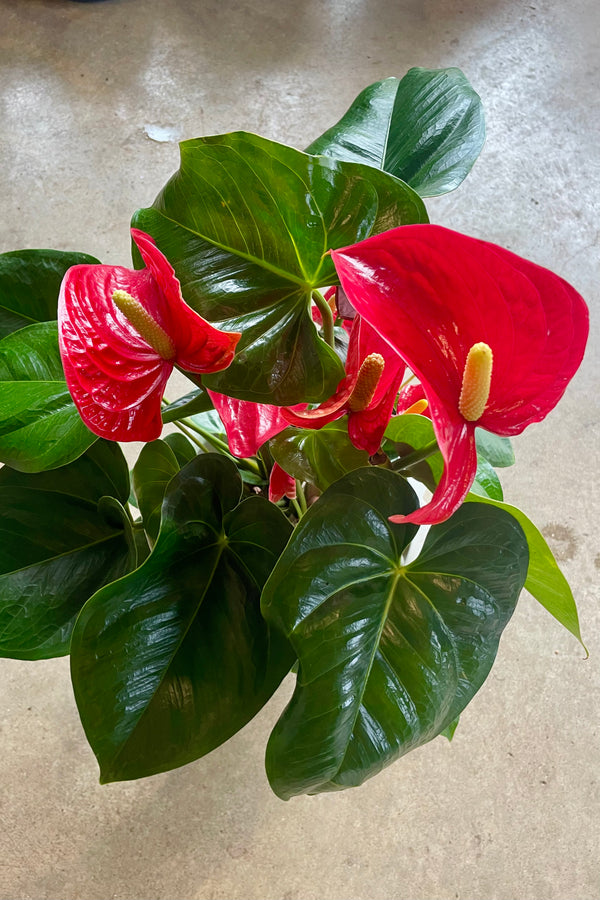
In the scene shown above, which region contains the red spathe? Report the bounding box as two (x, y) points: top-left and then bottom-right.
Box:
(332, 224), (589, 525)
(58, 229), (240, 441)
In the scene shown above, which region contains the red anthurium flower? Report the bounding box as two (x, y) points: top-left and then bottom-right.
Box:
(332, 224), (589, 525)
(282, 315), (407, 456)
(396, 382), (429, 417)
(58, 229), (240, 441)
(206, 390), (298, 458)
(269, 462), (297, 503)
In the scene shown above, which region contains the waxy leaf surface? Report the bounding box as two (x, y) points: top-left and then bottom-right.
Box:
(0, 441), (132, 659)
(163, 432), (197, 467)
(307, 67), (485, 196)
(262, 467), (528, 798)
(132, 131), (427, 405)
(0, 248), (100, 339)
(385, 414), (502, 499)
(132, 439), (184, 544)
(387, 416), (580, 641)
(0, 321), (96, 471)
(71, 454), (294, 783)
(270, 421), (368, 492)
(475, 429), (515, 468)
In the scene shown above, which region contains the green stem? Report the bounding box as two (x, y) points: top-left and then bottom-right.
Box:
(290, 498), (303, 520)
(181, 418), (230, 454)
(257, 445), (273, 481)
(393, 440), (439, 471)
(312, 289), (335, 348)
(295, 480), (308, 515)
(180, 417), (263, 476)
(172, 419), (213, 454)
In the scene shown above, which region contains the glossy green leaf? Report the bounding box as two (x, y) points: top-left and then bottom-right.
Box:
(386, 418), (574, 641)
(0, 321), (96, 471)
(307, 67), (485, 197)
(270, 421), (368, 491)
(161, 388), (214, 423)
(466, 494), (584, 646)
(132, 434), (198, 544)
(262, 467), (528, 798)
(386, 414), (503, 499)
(475, 429), (515, 467)
(132, 131), (427, 405)
(71, 454), (294, 783)
(0, 248), (100, 339)
(163, 432), (197, 467)
(189, 408), (228, 440)
(0, 441), (132, 660)
(132, 440), (182, 545)
(471, 457), (504, 501)
(384, 413), (442, 488)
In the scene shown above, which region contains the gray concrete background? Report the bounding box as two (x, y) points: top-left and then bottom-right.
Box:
(0, 1), (598, 898)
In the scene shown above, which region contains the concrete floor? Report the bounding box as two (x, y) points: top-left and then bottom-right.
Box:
(1, 0), (599, 898)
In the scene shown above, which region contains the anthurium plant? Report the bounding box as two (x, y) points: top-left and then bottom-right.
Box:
(0, 67), (588, 799)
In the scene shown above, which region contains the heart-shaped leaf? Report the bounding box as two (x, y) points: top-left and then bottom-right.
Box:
(386, 417), (580, 642)
(71, 454), (294, 783)
(307, 67), (485, 197)
(261, 467), (528, 798)
(163, 432), (196, 467)
(132, 438), (188, 544)
(270, 421), (369, 491)
(0, 248), (100, 339)
(132, 131), (427, 405)
(0, 441), (133, 660)
(0, 321), (96, 471)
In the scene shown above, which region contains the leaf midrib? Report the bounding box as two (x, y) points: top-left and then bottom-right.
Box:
(0, 530), (126, 579)
(103, 528), (227, 777)
(154, 208), (325, 291)
(327, 564), (466, 786)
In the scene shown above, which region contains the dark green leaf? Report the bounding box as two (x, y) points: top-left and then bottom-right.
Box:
(307, 78), (399, 166)
(0, 321), (96, 471)
(307, 67), (485, 197)
(475, 428), (515, 468)
(262, 467), (528, 798)
(163, 432), (197, 467)
(0, 441), (132, 660)
(0, 248), (100, 339)
(466, 494), (584, 646)
(161, 388), (214, 423)
(132, 131), (427, 405)
(71, 454), (294, 783)
(270, 420), (369, 491)
(386, 419), (576, 642)
(132, 439), (182, 544)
